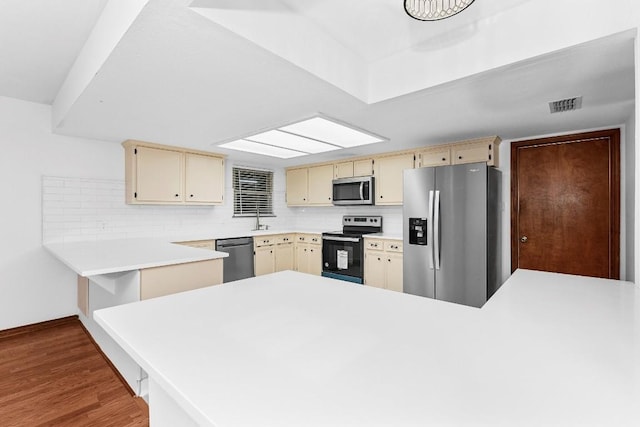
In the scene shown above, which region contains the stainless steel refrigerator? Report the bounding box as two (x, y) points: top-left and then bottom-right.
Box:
(403, 162), (501, 308)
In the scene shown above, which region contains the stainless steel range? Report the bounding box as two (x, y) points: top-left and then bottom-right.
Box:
(321, 215), (382, 284)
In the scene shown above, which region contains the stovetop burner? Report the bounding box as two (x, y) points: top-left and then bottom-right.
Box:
(322, 215), (383, 237)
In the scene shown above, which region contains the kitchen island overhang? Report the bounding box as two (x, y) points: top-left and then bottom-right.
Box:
(94, 269), (640, 427)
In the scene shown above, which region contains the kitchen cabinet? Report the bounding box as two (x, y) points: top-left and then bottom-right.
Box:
(286, 168), (309, 205)
(307, 164), (334, 205)
(274, 234), (295, 272)
(364, 238), (403, 292)
(185, 153), (224, 203)
(140, 259), (223, 300)
(334, 159), (374, 179)
(286, 165), (333, 206)
(254, 236), (276, 276)
(374, 153), (415, 205)
(418, 146), (451, 168)
(451, 138), (499, 166)
(295, 233), (322, 275)
(123, 140), (225, 205)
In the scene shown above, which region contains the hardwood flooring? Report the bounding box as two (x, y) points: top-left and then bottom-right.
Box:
(0, 317), (149, 426)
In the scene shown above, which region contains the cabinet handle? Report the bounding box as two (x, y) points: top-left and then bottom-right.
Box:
(388, 258), (391, 262)
(175, 194), (179, 197)
(458, 156), (462, 160)
(377, 257), (381, 261)
(442, 158), (446, 161)
(190, 194), (194, 198)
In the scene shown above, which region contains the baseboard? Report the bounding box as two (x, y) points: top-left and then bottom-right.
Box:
(0, 315), (79, 340)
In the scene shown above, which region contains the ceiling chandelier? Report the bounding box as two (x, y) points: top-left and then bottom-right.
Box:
(404, 0), (476, 21)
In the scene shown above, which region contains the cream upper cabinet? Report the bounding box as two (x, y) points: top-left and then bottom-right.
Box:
(134, 146), (184, 203)
(334, 161), (354, 179)
(451, 137), (500, 166)
(185, 153), (224, 204)
(123, 140), (225, 205)
(286, 168), (309, 206)
(353, 159), (374, 177)
(374, 153), (415, 205)
(307, 164), (334, 205)
(418, 146), (451, 168)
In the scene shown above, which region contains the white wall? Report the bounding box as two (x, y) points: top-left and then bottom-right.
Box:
(498, 125), (631, 283)
(0, 97), (123, 330)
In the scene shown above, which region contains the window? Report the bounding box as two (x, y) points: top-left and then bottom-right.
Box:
(232, 167), (274, 217)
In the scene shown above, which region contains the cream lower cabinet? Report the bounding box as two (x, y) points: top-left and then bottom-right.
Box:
(295, 234), (322, 275)
(374, 153), (415, 205)
(175, 240), (215, 250)
(254, 236), (276, 276)
(364, 239), (403, 292)
(275, 235), (295, 272)
(139, 259), (223, 300)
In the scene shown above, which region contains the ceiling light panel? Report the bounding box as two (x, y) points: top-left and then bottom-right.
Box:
(280, 117), (384, 147)
(247, 130), (340, 154)
(218, 140), (305, 159)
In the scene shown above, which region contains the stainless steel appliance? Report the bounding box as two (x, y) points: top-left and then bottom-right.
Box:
(215, 237), (255, 282)
(322, 215), (382, 283)
(403, 162), (501, 308)
(332, 176), (375, 206)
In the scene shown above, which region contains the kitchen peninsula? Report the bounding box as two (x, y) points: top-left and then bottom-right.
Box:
(95, 269), (640, 426)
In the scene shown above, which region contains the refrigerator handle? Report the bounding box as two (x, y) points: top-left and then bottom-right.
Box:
(428, 190), (435, 270)
(434, 190), (441, 270)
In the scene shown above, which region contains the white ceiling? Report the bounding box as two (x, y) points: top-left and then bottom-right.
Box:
(0, 0), (635, 167)
(0, 0), (107, 104)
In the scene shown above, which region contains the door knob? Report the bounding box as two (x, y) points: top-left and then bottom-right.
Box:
(520, 236), (528, 243)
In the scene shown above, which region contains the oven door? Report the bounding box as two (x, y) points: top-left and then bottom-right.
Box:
(321, 235), (363, 283)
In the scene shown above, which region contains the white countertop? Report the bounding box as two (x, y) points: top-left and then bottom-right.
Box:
(44, 238), (228, 277)
(94, 269), (640, 426)
(364, 232), (403, 240)
(44, 230), (324, 276)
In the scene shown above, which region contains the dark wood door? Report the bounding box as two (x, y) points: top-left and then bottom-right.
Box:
(511, 129), (620, 279)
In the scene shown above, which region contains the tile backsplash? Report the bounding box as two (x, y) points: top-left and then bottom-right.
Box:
(41, 175), (402, 243)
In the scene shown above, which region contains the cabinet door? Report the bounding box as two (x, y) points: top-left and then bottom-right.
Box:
(334, 161), (354, 179)
(307, 164), (334, 205)
(353, 159), (374, 177)
(286, 168), (308, 205)
(275, 243), (295, 272)
(307, 245), (322, 276)
(185, 153), (224, 204)
(452, 141), (491, 165)
(295, 243), (309, 273)
(374, 153), (415, 205)
(254, 245), (275, 276)
(419, 147), (451, 168)
(136, 146), (183, 202)
(386, 253), (404, 292)
(364, 250), (385, 289)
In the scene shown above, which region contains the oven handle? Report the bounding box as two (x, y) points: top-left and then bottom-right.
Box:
(322, 236), (361, 243)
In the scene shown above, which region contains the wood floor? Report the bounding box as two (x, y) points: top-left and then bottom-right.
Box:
(0, 317), (149, 426)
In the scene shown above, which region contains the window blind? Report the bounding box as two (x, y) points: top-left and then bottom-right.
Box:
(232, 167), (274, 216)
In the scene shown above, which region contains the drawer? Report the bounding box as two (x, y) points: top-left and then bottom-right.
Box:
(365, 239), (384, 251)
(254, 236), (276, 247)
(297, 233), (321, 245)
(275, 234), (295, 244)
(419, 147), (451, 168)
(384, 241), (403, 252)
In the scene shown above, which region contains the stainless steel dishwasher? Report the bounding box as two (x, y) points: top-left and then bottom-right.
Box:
(215, 237), (255, 283)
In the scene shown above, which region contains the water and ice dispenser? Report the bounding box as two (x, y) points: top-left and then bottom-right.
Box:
(409, 218), (428, 245)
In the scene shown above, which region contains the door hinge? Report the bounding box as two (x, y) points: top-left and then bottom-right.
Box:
(134, 192), (137, 198)
(134, 148), (137, 155)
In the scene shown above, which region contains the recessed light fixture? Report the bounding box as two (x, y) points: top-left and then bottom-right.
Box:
(216, 116), (386, 159)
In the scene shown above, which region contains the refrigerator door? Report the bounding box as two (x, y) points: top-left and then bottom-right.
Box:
(434, 162), (487, 308)
(403, 167), (436, 298)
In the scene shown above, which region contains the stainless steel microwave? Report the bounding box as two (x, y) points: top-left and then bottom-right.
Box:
(332, 176), (375, 206)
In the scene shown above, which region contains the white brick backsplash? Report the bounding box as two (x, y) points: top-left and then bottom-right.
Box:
(42, 175), (403, 243)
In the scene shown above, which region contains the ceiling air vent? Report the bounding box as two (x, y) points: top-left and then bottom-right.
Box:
(549, 96), (583, 113)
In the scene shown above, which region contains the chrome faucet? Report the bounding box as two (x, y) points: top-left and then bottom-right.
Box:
(254, 206), (263, 231)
